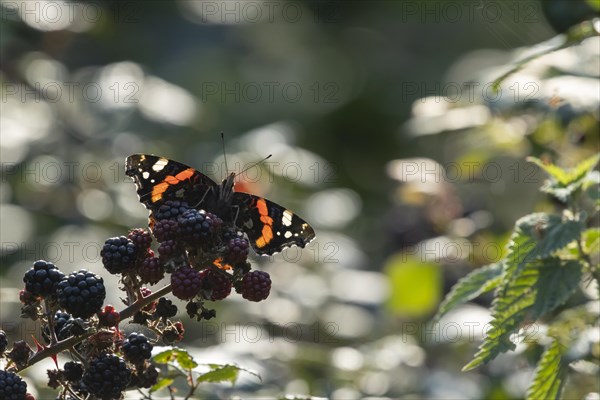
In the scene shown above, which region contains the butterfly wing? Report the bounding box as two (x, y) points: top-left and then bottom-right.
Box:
(125, 154), (218, 212)
(232, 192), (316, 255)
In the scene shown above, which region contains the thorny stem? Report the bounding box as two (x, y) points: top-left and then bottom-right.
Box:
(21, 283), (173, 371)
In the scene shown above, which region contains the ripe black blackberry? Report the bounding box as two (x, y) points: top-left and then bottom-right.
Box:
(155, 200), (189, 221)
(154, 298), (177, 319)
(127, 228), (152, 251)
(101, 236), (139, 274)
(63, 361), (83, 382)
(152, 219), (180, 243)
(138, 257), (164, 285)
(171, 266), (202, 300)
(98, 305), (120, 327)
(157, 239), (180, 260)
(177, 209), (219, 246)
(239, 270), (272, 302)
(57, 270), (106, 318)
(0, 370), (27, 400)
(43, 311), (73, 343)
(225, 237), (250, 264)
(199, 268), (232, 301)
(23, 260), (65, 298)
(122, 332), (153, 364)
(0, 330), (7, 355)
(82, 354), (131, 400)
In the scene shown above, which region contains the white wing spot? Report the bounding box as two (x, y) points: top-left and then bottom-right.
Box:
(152, 158), (168, 172)
(284, 231), (292, 239)
(142, 171), (150, 179)
(282, 210), (293, 226)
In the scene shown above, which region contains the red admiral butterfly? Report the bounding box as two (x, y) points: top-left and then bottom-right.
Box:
(125, 154), (316, 255)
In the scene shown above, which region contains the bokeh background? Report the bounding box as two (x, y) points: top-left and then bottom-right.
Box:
(1, 0), (599, 399)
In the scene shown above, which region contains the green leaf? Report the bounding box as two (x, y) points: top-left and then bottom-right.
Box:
(152, 348), (177, 364)
(152, 347), (198, 370)
(463, 258), (582, 371)
(433, 262), (503, 323)
(526, 340), (568, 400)
(196, 364), (240, 384)
(150, 378), (174, 393)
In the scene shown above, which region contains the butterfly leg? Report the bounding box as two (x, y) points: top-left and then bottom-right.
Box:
(192, 187), (212, 209)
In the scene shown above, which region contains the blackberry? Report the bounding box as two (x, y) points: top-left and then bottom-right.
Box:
(6, 341), (31, 370)
(155, 200), (189, 221)
(157, 240), (180, 260)
(177, 209), (219, 245)
(199, 269), (232, 301)
(101, 236), (139, 274)
(43, 311), (73, 343)
(138, 257), (164, 285)
(139, 287), (157, 312)
(162, 321), (185, 344)
(82, 354), (131, 400)
(18, 289), (38, 305)
(127, 228), (152, 251)
(0, 370), (27, 400)
(132, 365), (159, 389)
(57, 270), (106, 318)
(121, 332), (153, 364)
(0, 330), (7, 355)
(63, 361), (83, 382)
(154, 298), (177, 319)
(225, 237), (249, 264)
(171, 266), (202, 300)
(239, 271), (271, 302)
(152, 219), (180, 243)
(98, 305), (120, 327)
(23, 260), (65, 298)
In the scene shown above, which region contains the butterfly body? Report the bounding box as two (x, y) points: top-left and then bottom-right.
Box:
(125, 154), (315, 255)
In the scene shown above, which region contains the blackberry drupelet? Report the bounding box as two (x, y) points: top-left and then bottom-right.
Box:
(225, 237), (250, 264)
(127, 228), (152, 251)
(0, 370), (27, 400)
(239, 270), (272, 302)
(63, 361), (83, 382)
(101, 236), (139, 274)
(155, 200), (189, 221)
(152, 219), (180, 243)
(82, 354), (131, 400)
(121, 332), (153, 364)
(23, 260), (65, 298)
(138, 257), (164, 285)
(199, 269), (232, 301)
(57, 270), (106, 318)
(177, 209), (218, 245)
(171, 266), (202, 300)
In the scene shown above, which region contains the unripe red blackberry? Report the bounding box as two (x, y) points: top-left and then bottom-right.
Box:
(127, 228), (152, 251)
(18, 289), (38, 305)
(101, 236), (139, 274)
(57, 270), (106, 318)
(225, 237), (249, 264)
(152, 219), (180, 243)
(239, 271), (271, 302)
(0, 370), (27, 400)
(155, 200), (189, 221)
(98, 305), (120, 328)
(138, 257), (164, 285)
(23, 260), (65, 298)
(82, 354), (131, 400)
(171, 266), (202, 300)
(199, 269), (232, 301)
(63, 361), (84, 382)
(122, 332), (153, 364)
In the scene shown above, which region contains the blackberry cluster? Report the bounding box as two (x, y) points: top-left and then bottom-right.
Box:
(171, 266), (202, 300)
(101, 236), (139, 274)
(23, 260), (65, 298)
(225, 237), (249, 264)
(239, 270), (272, 302)
(98, 305), (120, 327)
(63, 361), (84, 382)
(155, 200), (189, 221)
(0, 370), (27, 400)
(57, 270), (106, 318)
(199, 268), (232, 301)
(138, 256), (164, 284)
(177, 209), (220, 246)
(153, 219), (180, 242)
(127, 228), (152, 251)
(82, 354), (131, 400)
(121, 332), (153, 364)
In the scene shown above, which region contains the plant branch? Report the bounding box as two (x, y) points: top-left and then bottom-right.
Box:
(119, 284), (172, 320)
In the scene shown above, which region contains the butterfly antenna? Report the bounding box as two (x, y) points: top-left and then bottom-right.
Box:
(221, 131), (229, 176)
(236, 154), (272, 178)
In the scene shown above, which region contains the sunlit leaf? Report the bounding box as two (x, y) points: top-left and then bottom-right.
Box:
(433, 262), (503, 323)
(385, 254), (441, 318)
(526, 340), (568, 400)
(152, 347), (198, 370)
(196, 364), (240, 384)
(152, 348), (177, 364)
(150, 378), (174, 393)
